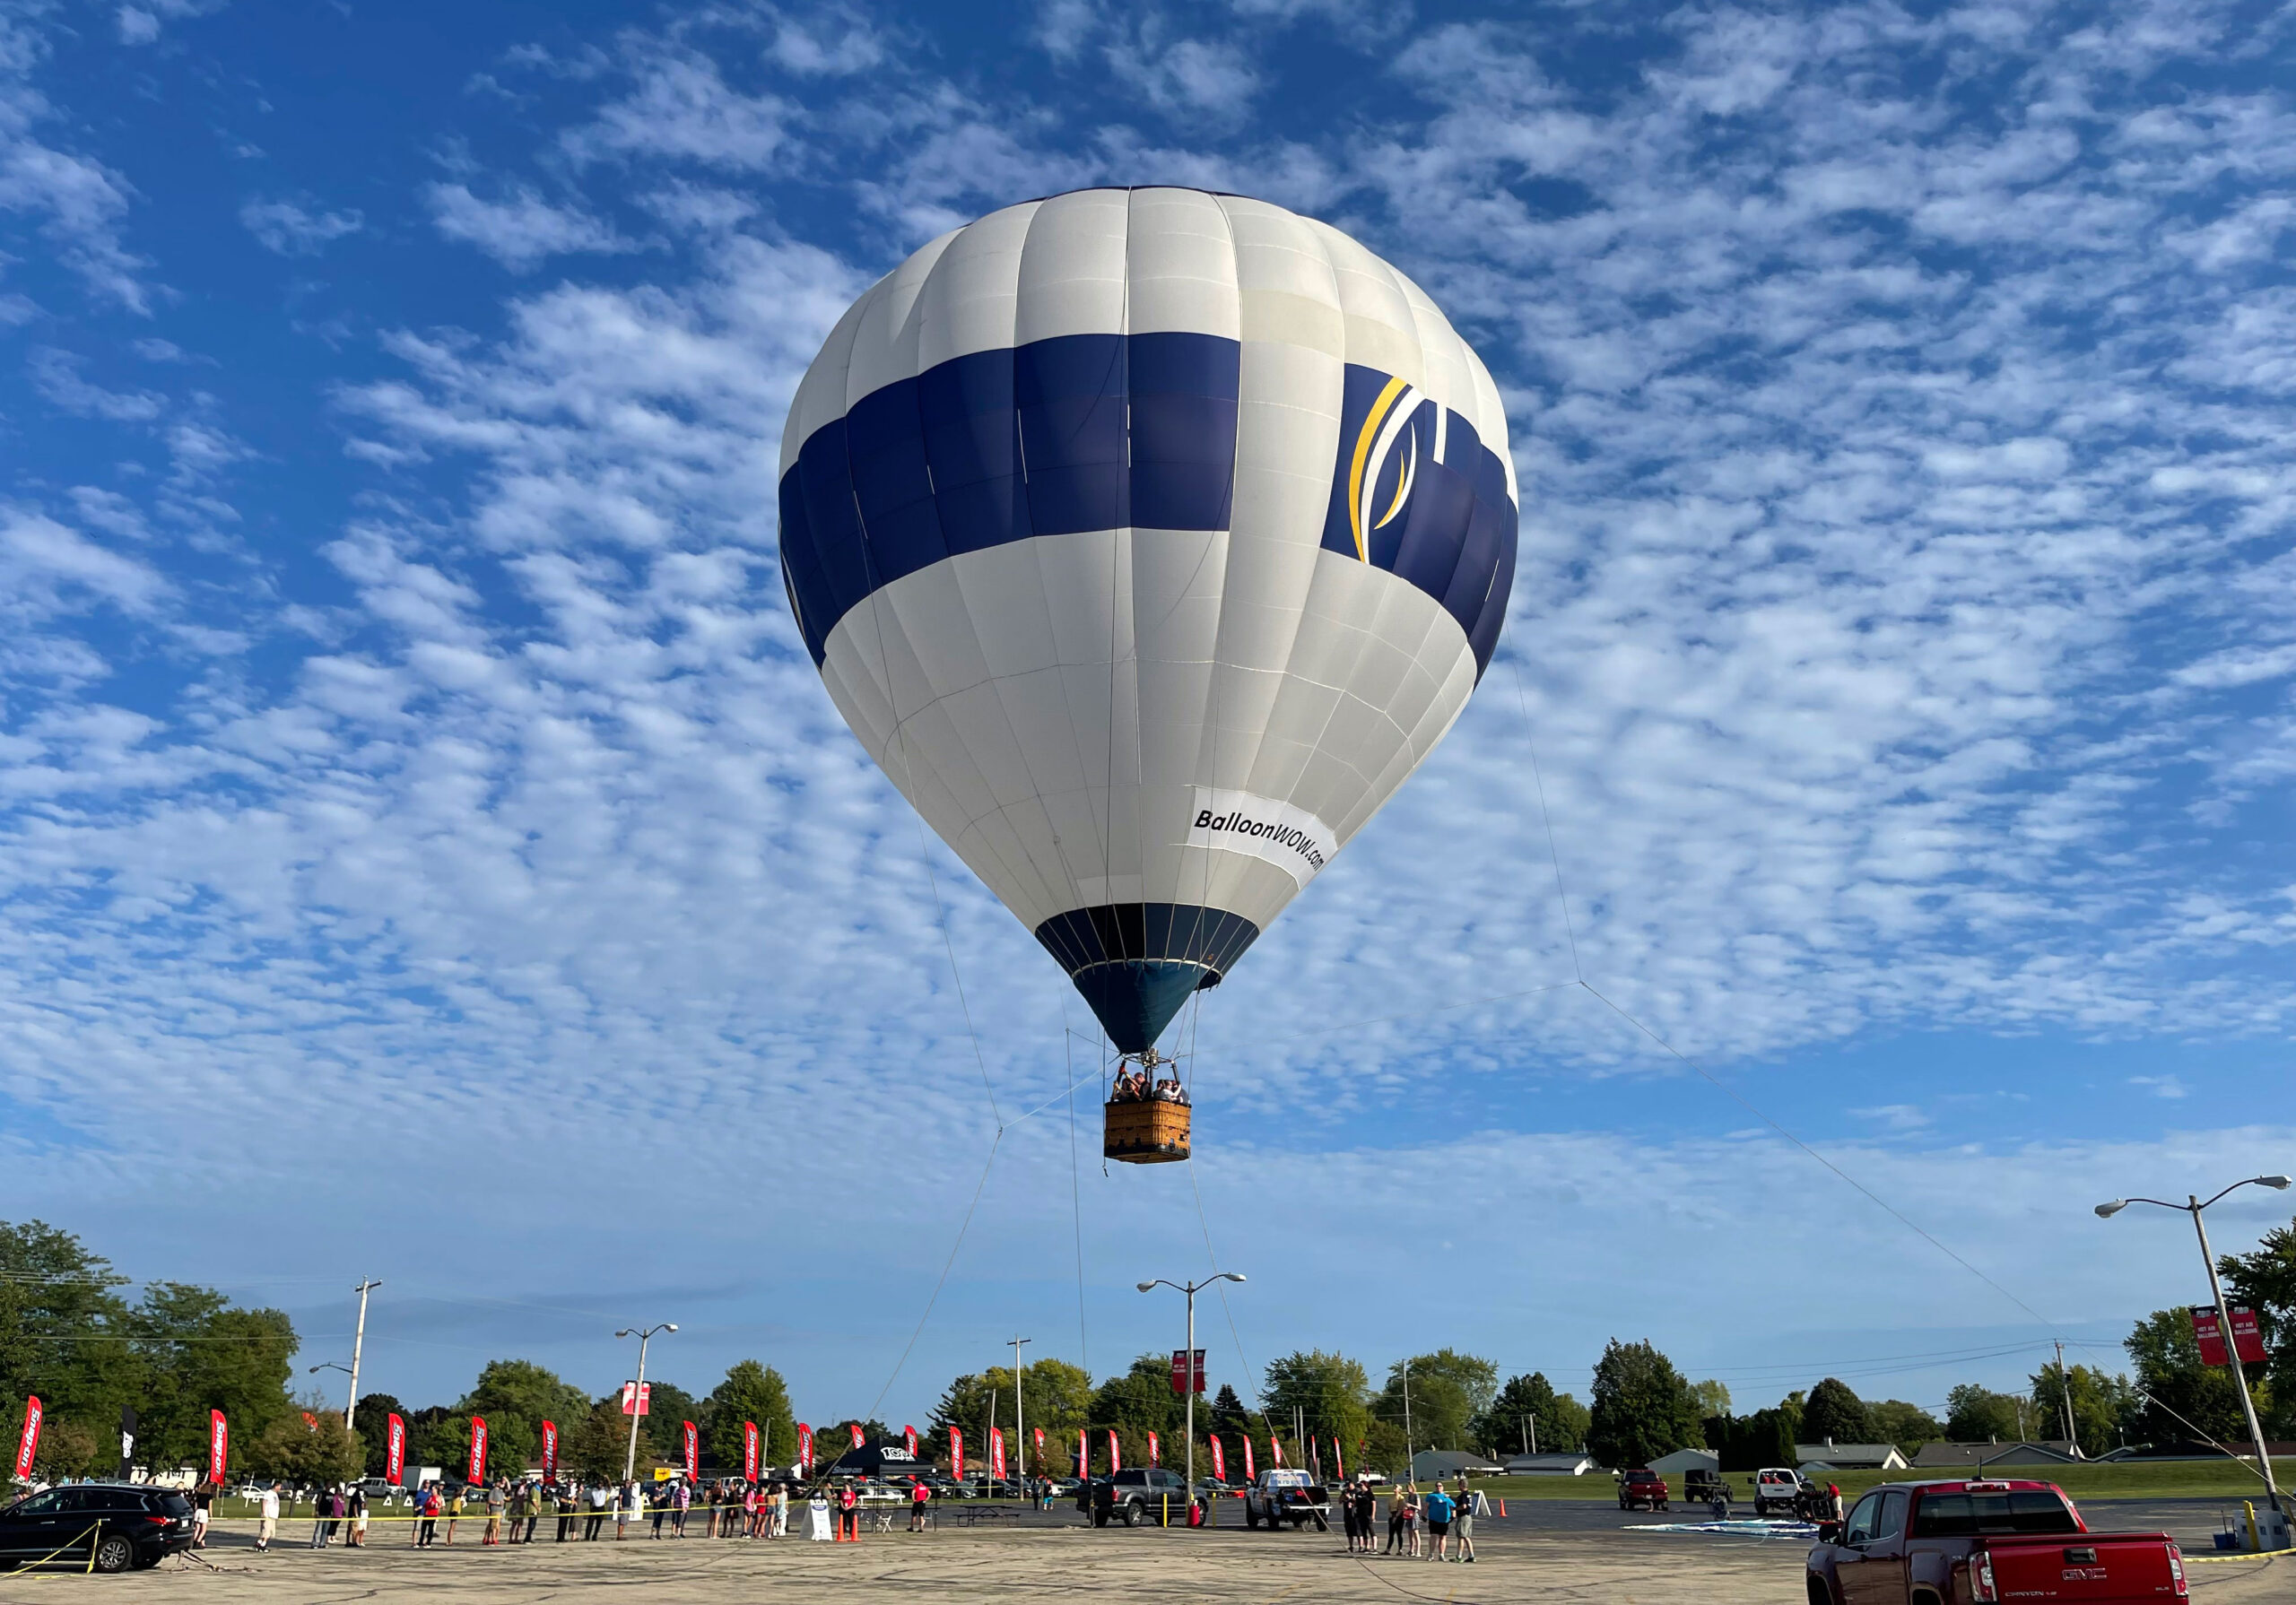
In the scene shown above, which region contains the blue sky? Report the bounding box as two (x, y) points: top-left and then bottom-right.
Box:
(3, 0), (2293, 1430)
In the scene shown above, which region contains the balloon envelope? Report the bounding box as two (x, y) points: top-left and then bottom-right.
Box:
(779, 187), (1517, 1053)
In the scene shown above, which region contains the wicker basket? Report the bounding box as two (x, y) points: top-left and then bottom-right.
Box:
(1102, 1097), (1191, 1164)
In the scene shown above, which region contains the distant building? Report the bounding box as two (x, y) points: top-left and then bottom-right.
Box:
(1503, 1451), (1596, 1476)
(1648, 1448), (1720, 1477)
(1795, 1442), (1910, 1471)
(1412, 1449), (1506, 1481)
(2097, 1440), (2296, 1462)
(1910, 1441), (2080, 1469)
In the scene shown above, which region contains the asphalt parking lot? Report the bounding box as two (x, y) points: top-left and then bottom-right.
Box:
(0, 1500), (2280, 1603)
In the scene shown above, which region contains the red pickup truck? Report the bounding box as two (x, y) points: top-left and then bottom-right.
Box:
(1805, 1479), (2187, 1605)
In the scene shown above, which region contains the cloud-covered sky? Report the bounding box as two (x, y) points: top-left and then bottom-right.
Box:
(2, 0), (2292, 1426)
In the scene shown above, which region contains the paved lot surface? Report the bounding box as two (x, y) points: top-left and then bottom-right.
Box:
(0, 1502), (2281, 1603)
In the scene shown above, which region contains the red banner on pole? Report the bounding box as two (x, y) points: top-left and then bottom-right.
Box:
(1242, 1436), (1255, 1480)
(743, 1421), (760, 1481)
(903, 1425), (918, 1458)
(682, 1420), (698, 1480)
(951, 1427), (964, 1482)
(1032, 1427), (1045, 1465)
(13, 1396), (41, 1481)
(1074, 1429), (1086, 1478)
(1170, 1349), (1205, 1394)
(1147, 1430), (1160, 1468)
(1269, 1436), (1283, 1468)
(1333, 1436), (1344, 1481)
(990, 1427), (1006, 1481)
(2230, 1306), (2269, 1366)
(622, 1382), (651, 1417)
(1106, 1429), (1120, 1473)
(2192, 1306), (2231, 1367)
(207, 1409), (227, 1485)
(539, 1418), (557, 1479)
(386, 1413), (407, 1486)
(1210, 1435), (1226, 1481)
(797, 1424), (813, 1474)
(849, 1422), (864, 1450)
(468, 1416), (488, 1483)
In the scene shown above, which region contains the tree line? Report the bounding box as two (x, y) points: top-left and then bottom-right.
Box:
(10, 1212), (2294, 1483)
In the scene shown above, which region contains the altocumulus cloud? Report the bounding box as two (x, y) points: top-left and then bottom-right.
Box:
(0, 0), (2291, 1415)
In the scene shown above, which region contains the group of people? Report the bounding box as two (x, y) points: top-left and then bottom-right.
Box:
(406, 1477), (808, 1545)
(1344, 1476), (1477, 1563)
(1109, 1068), (1189, 1104)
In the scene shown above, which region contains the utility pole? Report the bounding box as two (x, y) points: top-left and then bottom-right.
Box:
(2053, 1340), (2077, 1450)
(1009, 1337), (1031, 1488)
(344, 1280), (382, 1436)
(1402, 1359), (1415, 1484)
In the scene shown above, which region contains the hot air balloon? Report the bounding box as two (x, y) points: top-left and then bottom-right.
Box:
(778, 188), (1517, 1163)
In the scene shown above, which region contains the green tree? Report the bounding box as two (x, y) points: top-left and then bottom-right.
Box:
(2222, 1214), (2296, 1437)
(1262, 1350), (1370, 1452)
(639, 1379), (702, 1462)
(1586, 1340), (1701, 1469)
(1359, 1419), (1411, 1479)
(1866, 1400), (1944, 1453)
(1944, 1384), (2026, 1443)
(249, 1409), (363, 1488)
(2123, 1309), (2248, 1443)
(1472, 1372), (1590, 1456)
(1083, 1355), (1181, 1465)
(1704, 1406), (1798, 1471)
(127, 1283), (298, 1471)
(0, 1220), (135, 1464)
(1802, 1377), (1870, 1445)
(566, 1395), (635, 1480)
(1689, 1379), (1732, 1419)
(2028, 1362), (2138, 1458)
(928, 1358), (1091, 1463)
(704, 1359), (796, 1471)
(1374, 1349), (1497, 1452)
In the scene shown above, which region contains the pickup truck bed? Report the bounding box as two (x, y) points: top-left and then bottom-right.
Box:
(1807, 1479), (2186, 1605)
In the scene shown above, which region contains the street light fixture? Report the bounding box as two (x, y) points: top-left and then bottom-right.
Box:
(614, 1323), (678, 1483)
(308, 1361), (352, 1420)
(1137, 1273), (1246, 1507)
(2095, 1175), (2290, 1514)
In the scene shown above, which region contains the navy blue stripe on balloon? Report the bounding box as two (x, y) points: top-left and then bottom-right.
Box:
(778, 342), (1515, 678)
(779, 331), (1240, 666)
(1316, 365), (1518, 679)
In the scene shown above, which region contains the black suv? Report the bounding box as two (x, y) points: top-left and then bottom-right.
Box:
(1076, 1467), (1187, 1528)
(0, 1483), (196, 1572)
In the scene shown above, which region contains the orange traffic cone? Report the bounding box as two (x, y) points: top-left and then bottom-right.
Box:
(1499, 1499), (1508, 1517)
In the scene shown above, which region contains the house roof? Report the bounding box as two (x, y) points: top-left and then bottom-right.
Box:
(1793, 1444), (1909, 1467)
(1411, 1449), (1506, 1478)
(1910, 1441), (2079, 1467)
(1648, 1448), (1720, 1473)
(1502, 1452), (1595, 1473)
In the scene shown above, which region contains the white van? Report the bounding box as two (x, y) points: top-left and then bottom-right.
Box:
(1753, 1467), (1800, 1516)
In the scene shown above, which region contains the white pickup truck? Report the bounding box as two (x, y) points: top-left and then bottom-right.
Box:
(1241, 1469), (1330, 1531)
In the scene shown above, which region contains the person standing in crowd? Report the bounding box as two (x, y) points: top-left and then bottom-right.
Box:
(585, 1479), (609, 1540)
(256, 1482), (280, 1552)
(675, 1475), (693, 1537)
(1422, 1482), (1453, 1561)
(909, 1476), (931, 1531)
(837, 1480), (860, 1543)
(772, 1481), (789, 1539)
(483, 1479), (506, 1545)
(555, 1481), (577, 1541)
(1341, 1474), (1362, 1551)
(445, 1483), (465, 1545)
(190, 1481), (212, 1549)
(349, 1482), (369, 1548)
(1383, 1482), (1407, 1554)
(416, 1484), (439, 1548)
(622, 1479), (642, 1540)
(1452, 1476), (1476, 1563)
(522, 1481), (542, 1544)
(309, 1487), (330, 1549)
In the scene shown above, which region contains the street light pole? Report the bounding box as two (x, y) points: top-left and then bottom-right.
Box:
(1009, 1336), (1031, 1488)
(614, 1323), (678, 1484)
(2097, 1175), (2290, 1515)
(345, 1280), (382, 1438)
(1138, 1272), (1246, 1506)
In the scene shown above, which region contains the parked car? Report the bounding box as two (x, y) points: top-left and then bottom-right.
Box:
(1617, 1468), (1669, 1511)
(1242, 1468), (1331, 1531)
(1076, 1468), (1189, 1528)
(1805, 1479), (2187, 1605)
(1754, 1466), (1802, 1516)
(0, 1483), (197, 1573)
